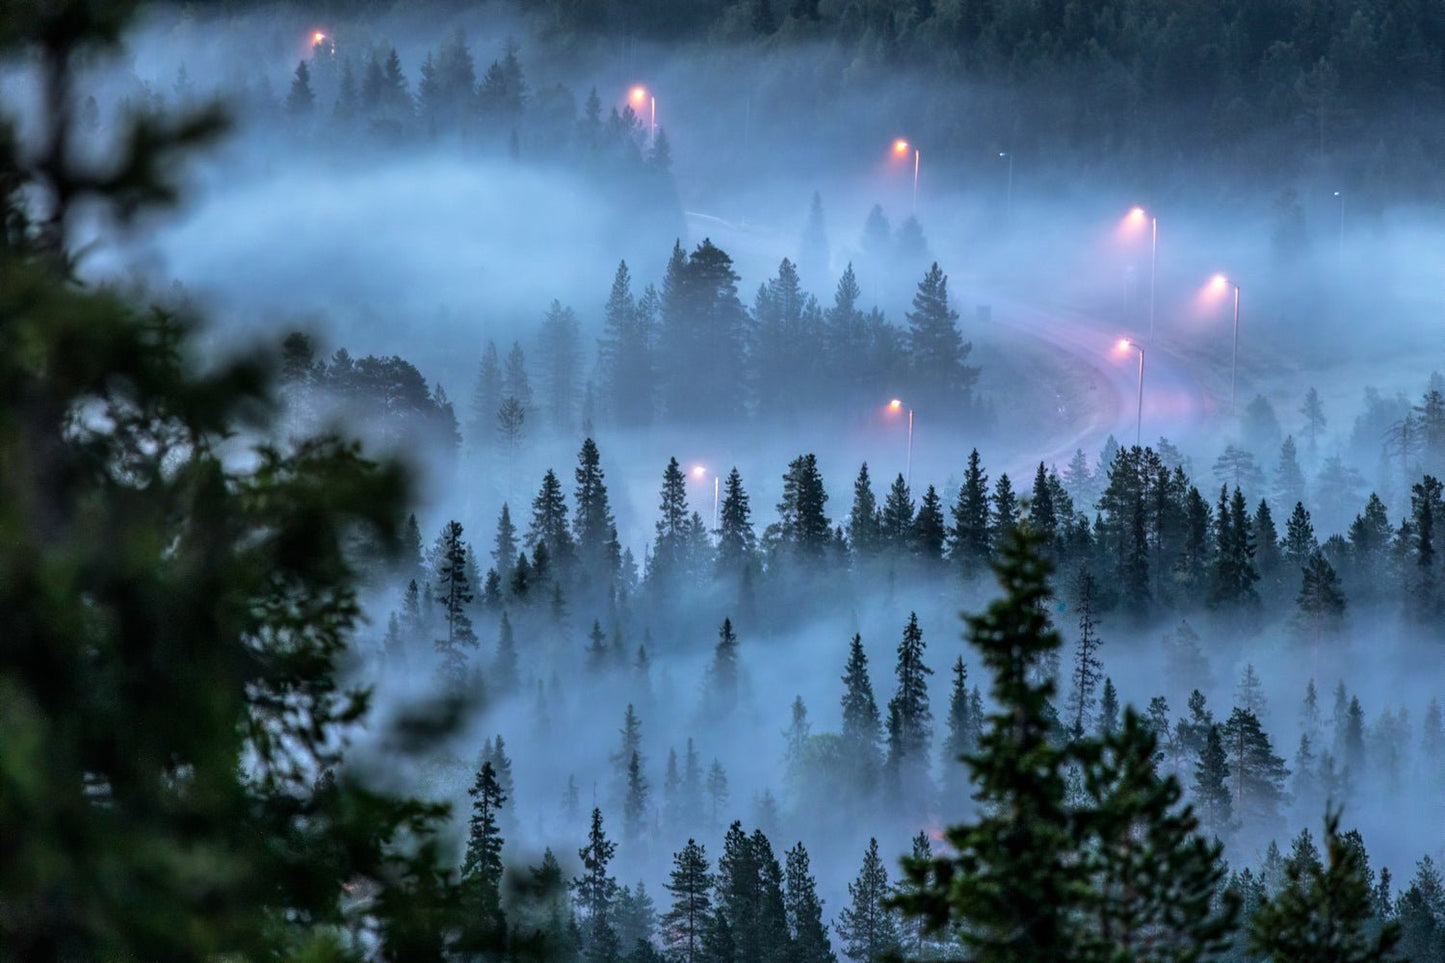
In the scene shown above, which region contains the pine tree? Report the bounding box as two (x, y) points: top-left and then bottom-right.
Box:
(1274, 435), (1308, 508)
(848, 462), (881, 560)
(1029, 461), (1058, 543)
(886, 612), (934, 812)
(706, 618), (741, 717)
(623, 751), (649, 849)
(835, 838), (901, 963)
(434, 520), (478, 680)
(717, 467), (756, 575)
(1283, 501), (1319, 572)
(1236, 664), (1268, 719)
(461, 760), (508, 947)
(706, 760), (729, 831)
(879, 473), (914, 555)
(492, 503), (518, 585)
(1066, 569), (1104, 740)
(782, 696), (811, 797)
(1300, 387), (1328, 458)
(906, 262), (976, 405)
(493, 610), (519, 693)
(777, 453), (831, 561)
(1098, 677), (1120, 736)
(286, 59), (315, 115)
(614, 882), (657, 956)
(574, 438), (621, 584)
(913, 485), (947, 561)
(1221, 707), (1290, 840)
(784, 842), (835, 963)
(991, 473), (1019, 543)
(575, 808), (622, 963)
(1250, 809), (1400, 962)
(799, 191), (830, 284)
(942, 656), (980, 806)
(841, 634), (884, 799)
(528, 469), (576, 570)
(661, 840), (713, 963)
(652, 457), (691, 582)
(1296, 551), (1347, 643)
(949, 448), (991, 577)
(1193, 724), (1234, 840)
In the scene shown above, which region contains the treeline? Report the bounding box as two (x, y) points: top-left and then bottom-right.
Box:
(435, 531), (1444, 962)
(520, 0), (1445, 198)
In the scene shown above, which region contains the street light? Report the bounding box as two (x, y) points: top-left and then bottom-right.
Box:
(893, 139), (919, 215)
(1118, 339), (1146, 447)
(888, 399), (914, 487)
(630, 85), (655, 142)
(1126, 206), (1157, 344)
(1333, 191), (1344, 267)
(1210, 273), (1242, 414)
(999, 151), (1013, 223)
(692, 464), (719, 531)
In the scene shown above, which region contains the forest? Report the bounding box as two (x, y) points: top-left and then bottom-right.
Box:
(4, 0), (1445, 961)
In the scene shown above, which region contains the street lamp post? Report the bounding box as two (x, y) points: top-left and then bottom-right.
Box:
(889, 399), (914, 487)
(630, 86), (655, 142)
(1334, 190), (1344, 266)
(692, 465), (720, 531)
(1000, 151), (1013, 223)
(1119, 339), (1146, 447)
(1211, 274), (1242, 414)
(1128, 207), (1158, 343)
(894, 139), (919, 215)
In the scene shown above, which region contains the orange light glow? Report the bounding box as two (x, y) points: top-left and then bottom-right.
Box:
(889, 399), (903, 410)
(1118, 338), (1132, 351)
(312, 31), (326, 45)
(692, 465), (707, 478)
(1128, 206), (1147, 222)
(1211, 273), (1230, 291)
(630, 86), (648, 103)
(893, 139), (911, 155)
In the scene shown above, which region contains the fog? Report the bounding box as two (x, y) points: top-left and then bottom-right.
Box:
(28, 0), (1445, 941)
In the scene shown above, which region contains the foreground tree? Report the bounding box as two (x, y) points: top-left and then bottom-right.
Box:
(1250, 809), (1399, 962)
(0, 5), (465, 957)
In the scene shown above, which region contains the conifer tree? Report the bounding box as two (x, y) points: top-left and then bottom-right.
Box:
(785, 842), (835, 963)
(1301, 387), (1328, 457)
(575, 438), (621, 583)
(841, 634), (884, 798)
(662, 840), (713, 963)
(1098, 677), (1120, 736)
(886, 612), (933, 811)
(528, 469), (576, 570)
(1250, 809), (1400, 962)
(470, 340), (503, 451)
(942, 656), (980, 805)
(652, 457), (690, 581)
(1221, 707), (1290, 840)
(880, 473), (914, 554)
(835, 838), (901, 963)
(1067, 569), (1104, 740)
(434, 520), (478, 680)
(848, 462), (881, 559)
(913, 485), (947, 561)
(286, 59), (315, 114)
(1283, 501), (1319, 572)
(1296, 551), (1347, 643)
(706, 618), (742, 717)
(949, 448), (992, 576)
(1029, 461), (1058, 543)
(493, 610), (519, 693)
(782, 696), (811, 796)
(706, 760), (729, 831)
(1274, 435), (1308, 508)
(777, 454), (831, 561)
(717, 467), (756, 575)
(991, 473), (1019, 543)
(905, 262), (975, 405)
(461, 759), (508, 947)
(1193, 724), (1234, 841)
(538, 300), (582, 431)
(491, 502), (518, 586)
(574, 807), (622, 959)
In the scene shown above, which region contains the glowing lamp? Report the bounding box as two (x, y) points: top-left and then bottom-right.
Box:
(893, 139), (910, 155)
(1211, 273), (1230, 291)
(1118, 339), (1132, 351)
(889, 399), (903, 410)
(630, 86), (648, 103)
(312, 31), (326, 45)
(692, 465), (707, 478)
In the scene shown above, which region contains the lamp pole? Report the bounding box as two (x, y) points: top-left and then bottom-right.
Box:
(1148, 214), (1157, 344)
(888, 399), (913, 487)
(1121, 340), (1146, 447)
(1334, 190), (1344, 267)
(1000, 151), (1013, 224)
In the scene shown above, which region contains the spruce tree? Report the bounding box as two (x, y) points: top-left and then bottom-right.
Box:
(880, 473), (915, 554)
(1221, 707), (1290, 841)
(707, 619), (741, 716)
(1296, 551), (1347, 643)
(461, 760), (508, 948)
(286, 59), (315, 114)
(905, 262), (975, 405)
(1029, 461), (1058, 543)
(623, 751), (649, 850)
(840, 634), (884, 799)
(885, 612), (934, 812)
(574, 808), (622, 963)
(785, 842), (836, 963)
(835, 838), (902, 963)
(1193, 724), (1234, 840)
(1066, 569), (1104, 740)
(941, 656), (980, 806)
(949, 448), (991, 576)
(492, 502), (518, 585)
(528, 469), (575, 570)
(717, 467), (756, 575)
(434, 520), (479, 680)
(991, 473), (1019, 543)
(848, 462), (881, 559)
(777, 454), (831, 561)
(538, 300), (583, 431)
(493, 610), (519, 693)
(653, 456), (691, 580)
(913, 485), (947, 561)
(1098, 677), (1120, 736)
(574, 438), (621, 583)
(661, 840), (713, 963)
(470, 341), (503, 452)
